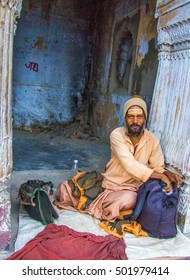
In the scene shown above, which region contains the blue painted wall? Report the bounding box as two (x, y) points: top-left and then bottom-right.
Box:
(12, 0), (95, 127)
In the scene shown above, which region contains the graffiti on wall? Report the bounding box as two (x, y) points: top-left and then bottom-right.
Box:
(25, 62), (39, 72)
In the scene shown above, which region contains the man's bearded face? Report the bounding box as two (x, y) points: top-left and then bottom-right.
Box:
(125, 106), (145, 136)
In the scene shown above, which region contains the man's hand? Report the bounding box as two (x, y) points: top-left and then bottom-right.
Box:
(159, 174), (173, 192)
(150, 171), (173, 192)
(163, 170), (183, 187)
(150, 170), (183, 192)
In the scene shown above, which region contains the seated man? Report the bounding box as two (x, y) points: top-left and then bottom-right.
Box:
(55, 95), (183, 222)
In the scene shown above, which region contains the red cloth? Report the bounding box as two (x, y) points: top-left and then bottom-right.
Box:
(7, 224), (127, 260)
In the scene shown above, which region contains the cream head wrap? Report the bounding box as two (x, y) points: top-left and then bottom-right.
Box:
(123, 96), (147, 119)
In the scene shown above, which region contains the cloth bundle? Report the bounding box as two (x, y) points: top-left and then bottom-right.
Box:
(67, 171), (104, 210)
(7, 224), (128, 260)
(19, 179), (59, 225)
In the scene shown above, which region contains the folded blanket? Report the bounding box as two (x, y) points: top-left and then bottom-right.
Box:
(7, 224), (128, 260)
(99, 220), (148, 238)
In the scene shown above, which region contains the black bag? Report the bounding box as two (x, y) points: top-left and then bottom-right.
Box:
(19, 180), (59, 225)
(124, 179), (179, 238)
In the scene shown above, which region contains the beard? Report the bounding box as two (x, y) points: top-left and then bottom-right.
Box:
(126, 122), (145, 136)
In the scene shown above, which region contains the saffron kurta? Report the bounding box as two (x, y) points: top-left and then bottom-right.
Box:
(102, 127), (165, 190)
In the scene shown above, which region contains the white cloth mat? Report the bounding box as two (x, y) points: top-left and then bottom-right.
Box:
(14, 206), (190, 260)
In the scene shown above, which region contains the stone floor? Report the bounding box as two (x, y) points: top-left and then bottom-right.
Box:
(12, 128), (110, 172)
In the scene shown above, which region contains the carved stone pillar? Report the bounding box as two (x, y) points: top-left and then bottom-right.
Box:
(0, 0), (22, 253)
(148, 0), (190, 233)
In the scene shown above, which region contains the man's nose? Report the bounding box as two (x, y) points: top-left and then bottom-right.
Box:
(133, 116), (138, 122)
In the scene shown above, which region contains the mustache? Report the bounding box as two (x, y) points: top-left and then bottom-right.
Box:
(131, 123), (140, 127)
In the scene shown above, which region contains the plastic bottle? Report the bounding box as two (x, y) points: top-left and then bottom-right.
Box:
(70, 159), (79, 178)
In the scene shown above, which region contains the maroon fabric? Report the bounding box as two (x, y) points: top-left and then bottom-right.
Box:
(7, 224), (127, 260)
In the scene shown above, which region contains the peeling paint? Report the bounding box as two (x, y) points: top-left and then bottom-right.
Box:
(159, 8), (177, 29)
(0, 19), (4, 29)
(135, 0), (157, 67)
(111, 93), (129, 126)
(156, 0), (181, 20)
(138, 35), (149, 60)
(174, 95), (181, 120)
(32, 36), (48, 50)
